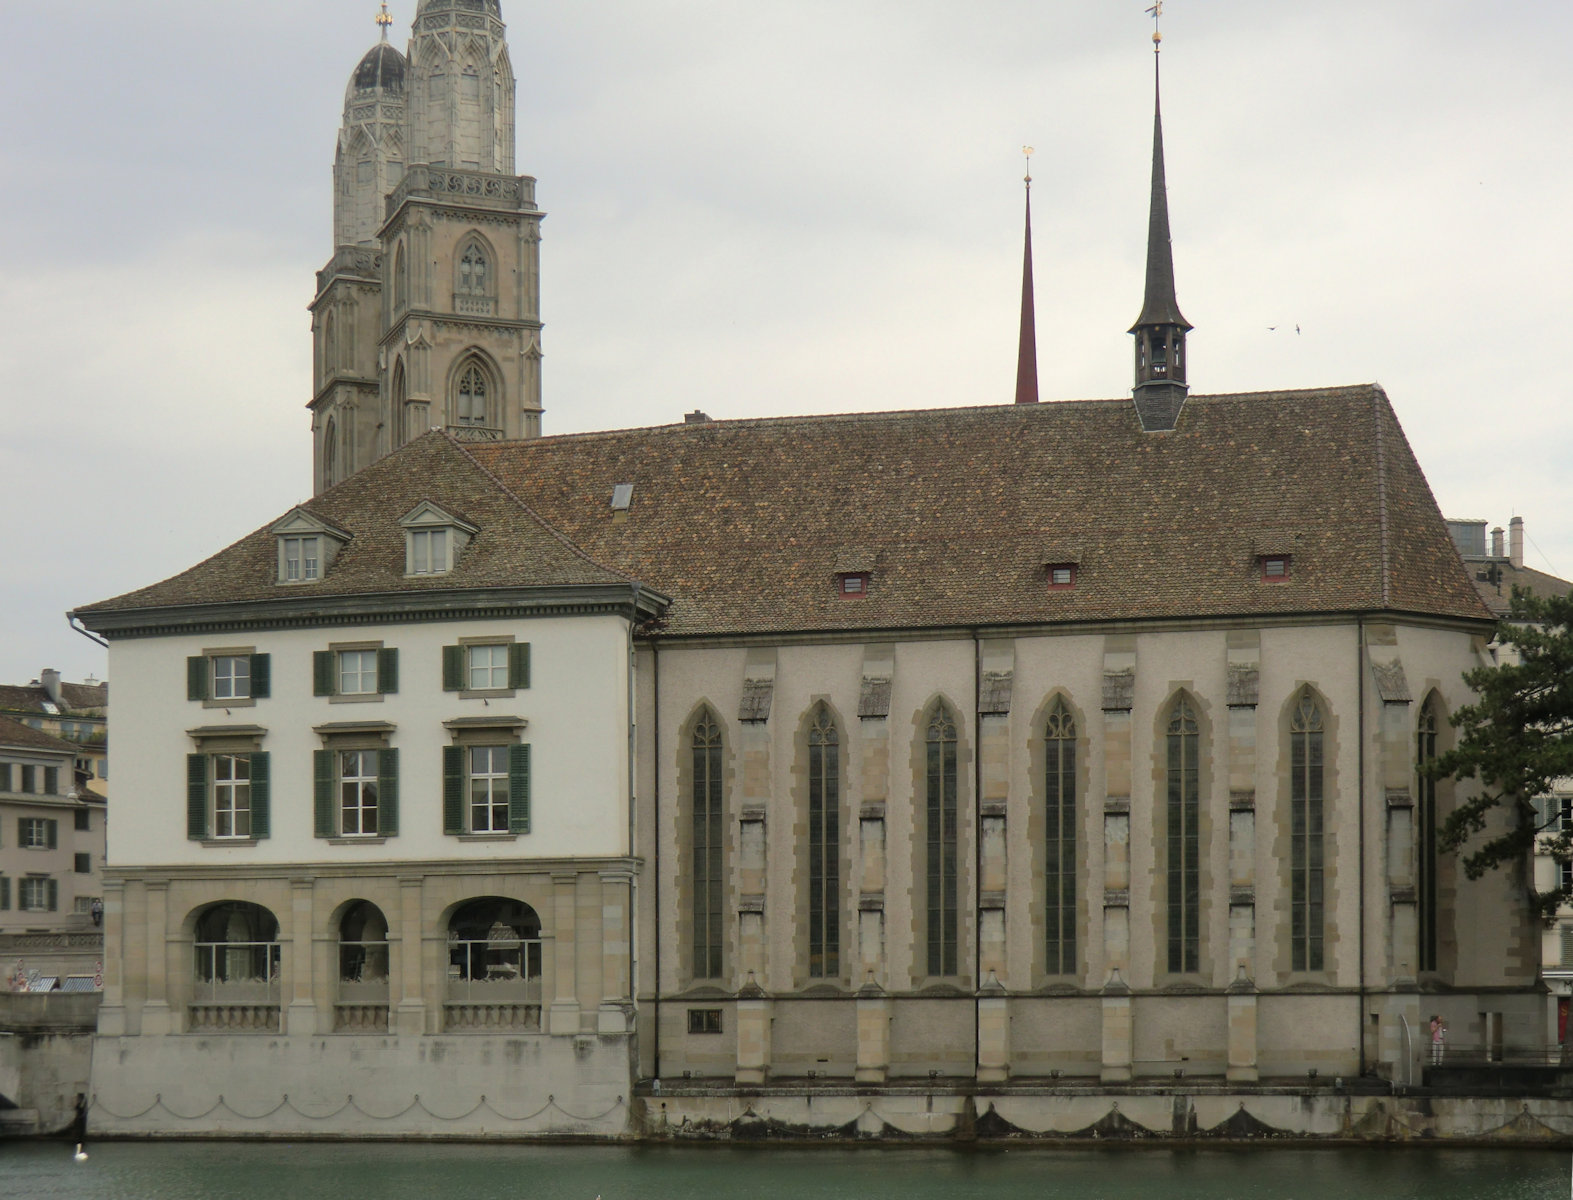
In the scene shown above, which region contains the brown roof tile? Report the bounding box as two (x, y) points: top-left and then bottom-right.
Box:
(0, 714), (76, 755)
(77, 386), (1492, 637)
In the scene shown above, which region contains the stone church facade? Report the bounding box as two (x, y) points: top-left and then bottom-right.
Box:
(71, 3), (1548, 1139)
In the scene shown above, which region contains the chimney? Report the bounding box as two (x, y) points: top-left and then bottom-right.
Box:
(684, 410), (711, 425)
(1509, 516), (1524, 568)
(40, 668), (62, 705)
(1491, 526), (1505, 558)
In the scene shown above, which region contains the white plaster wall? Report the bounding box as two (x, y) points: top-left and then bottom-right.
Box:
(107, 613), (630, 869)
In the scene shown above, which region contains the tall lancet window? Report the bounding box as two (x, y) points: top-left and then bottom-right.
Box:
(459, 244), (488, 295)
(1290, 690), (1326, 972)
(690, 711), (724, 979)
(807, 704), (841, 978)
(925, 704), (959, 977)
(1044, 698), (1078, 975)
(456, 365), (487, 427)
(1417, 699), (1440, 973)
(1166, 695), (1201, 974)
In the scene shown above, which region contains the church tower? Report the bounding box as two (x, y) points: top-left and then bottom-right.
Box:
(1128, 23), (1191, 434)
(311, 1), (545, 495)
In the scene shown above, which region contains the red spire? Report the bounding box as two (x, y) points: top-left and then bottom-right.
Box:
(1014, 166), (1039, 405)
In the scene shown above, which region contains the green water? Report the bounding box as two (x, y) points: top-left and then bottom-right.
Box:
(1, 1143), (1567, 1200)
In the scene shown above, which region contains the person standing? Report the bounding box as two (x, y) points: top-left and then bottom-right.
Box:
(1430, 1014), (1446, 1064)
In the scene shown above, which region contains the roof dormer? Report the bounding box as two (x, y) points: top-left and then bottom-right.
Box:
(399, 501), (478, 577)
(270, 509), (351, 585)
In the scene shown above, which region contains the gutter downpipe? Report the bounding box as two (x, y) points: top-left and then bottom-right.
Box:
(1357, 616), (1368, 1077)
(627, 593), (641, 1042)
(973, 630), (984, 1079)
(652, 635), (662, 1083)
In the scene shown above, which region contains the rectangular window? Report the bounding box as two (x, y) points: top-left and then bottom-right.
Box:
(20, 817), (57, 849)
(410, 528), (449, 575)
(43, 766), (58, 795)
(213, 754), (253, 839)
(74, 852), (92, 874)
(687, 1008), (723, 1034)
(1047, 564), (1076, 588)
(212, 654), (251, 700)
(1261, 556), (1291, 581)
(339, 750), (380, 836)
(74, 808), (91, 832)
(19, 876), (56, 912)
(20, 765), (36, 793)
(283, 535), (320, 582)
(837, 573), (869, 597)
(339, 649), (379, 695)
(443, 742), (530, 836)
(468, 643), (509, 691)
(0, 763), (9, 791)
(468, 746), (510, 833)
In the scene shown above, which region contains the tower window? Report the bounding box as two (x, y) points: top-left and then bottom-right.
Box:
(459, 245), (489, 295)
(456, 365), (488, 426)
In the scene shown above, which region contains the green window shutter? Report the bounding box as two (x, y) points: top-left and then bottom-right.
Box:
(314, 750), (334, 838)
(508, 743), (531, 835)
(378, 748), (400, 837)
(46, 819), (58, 850)
(250, 752), (271, 839)
(187, 754), (209, 839)
(250, 653), (271, 699)
(509, 642), (531, 690)
(378, 647), (399, 695)
(443, 745), (464, 834)
(0, 877), (9, 910)
(187, 656), (208, 701)
(442, 645), (464, 692)
(47, 878), (58, 912)
(313, 650), (335, 697)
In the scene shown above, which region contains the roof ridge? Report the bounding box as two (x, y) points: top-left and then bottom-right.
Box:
(440, 431), (642, 586)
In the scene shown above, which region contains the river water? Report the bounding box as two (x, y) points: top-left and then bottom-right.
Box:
(2, 1142), (1567, 1199)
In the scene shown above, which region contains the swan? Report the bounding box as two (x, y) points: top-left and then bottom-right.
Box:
(73, 1143), (88, 1162)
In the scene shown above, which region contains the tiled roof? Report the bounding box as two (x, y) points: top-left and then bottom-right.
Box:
(0, 681), (108, 714)
(0, 714), (76, 756)
(76, 431), (637, 615)
(60, 681), (108, 709)
(77, 385), (1492, 637)
(1467, 562), (1573, 618)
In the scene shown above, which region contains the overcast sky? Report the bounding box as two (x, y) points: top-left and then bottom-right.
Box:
(3, 1), (1569, 687)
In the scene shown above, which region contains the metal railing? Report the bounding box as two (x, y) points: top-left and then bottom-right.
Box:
(1425, 1042), (1568, 1068)
(444, 937), (543, 1006)
(337, 940), (390, 1004)
(192, 941), (281, 1005)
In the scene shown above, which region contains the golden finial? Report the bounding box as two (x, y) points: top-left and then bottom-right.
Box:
(1022, 145), (1034, 187)
(376, 2), (394, 40)
(1146, 0), (1164, 49)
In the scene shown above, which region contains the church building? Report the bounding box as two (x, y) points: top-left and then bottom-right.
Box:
(72, 2), (1545, 1139)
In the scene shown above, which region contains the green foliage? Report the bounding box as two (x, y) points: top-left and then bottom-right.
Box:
(1429, 589), (1573, 921)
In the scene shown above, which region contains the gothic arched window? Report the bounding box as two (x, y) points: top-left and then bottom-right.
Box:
(458, 243), (489, 296)
(1044, 697), (1077, 976)
(807, 704), (840, 978)
(323, 417), (338, 489)
(690, 711), (724, 979)
(455, 363), (488, 427)
(1417, 697), (1440, 973)
(1290, 690), (1326, 972)
(393, 243), (408, 313)
(925, 704), (959, 977)
(1166, 694), (1200, 974)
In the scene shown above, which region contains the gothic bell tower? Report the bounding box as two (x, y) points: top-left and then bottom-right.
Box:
(379, 0), (544, 460)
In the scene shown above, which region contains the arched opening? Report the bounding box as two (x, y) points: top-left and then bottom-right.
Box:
(323, 416), (338, 488)
(191, 902), (281, 1028)
(444, 897), (542, 1030)
(1043, 695), (1078, 977)
(924, 701), (959, 977)
(322, 309), (337, 376)
(393, 242), (407, 312)
(455, 360), (489, 427)
(336, 900), (390, 1030)
(806, 702), (841, 979)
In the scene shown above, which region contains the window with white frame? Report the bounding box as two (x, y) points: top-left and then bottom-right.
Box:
(213, 655), (250, 699)
(468, 746), (510, 833)
(314, 646), (397, 700)
(339, 750), (380, 836)
(19, 876), (56, 912)
(213, 754), (253, 839)
(188, 650), (270, 705)
(410, 528), (449, 575)
(442, 736), (530, 836)
(442, 641), (529, 695)
(339, 649), (379, 695)
(283, 535), (321, 582)
(314, 741), (398, 839)
(468, 643), (509, 690)
(19, 817), (56, 849)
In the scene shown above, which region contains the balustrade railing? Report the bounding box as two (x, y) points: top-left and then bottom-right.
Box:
(443, 936), (542, 1031)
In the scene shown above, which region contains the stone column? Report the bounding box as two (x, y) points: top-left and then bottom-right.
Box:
(286, 877), (318, 1036)
(394, 875), (427, 1036)
(599, 871), (632, 1034)
(576, 872), (601, 1032)
(550, 872), (580, 1034)
(97, 877), (127, 1036)
(140, 880), (172, 1035)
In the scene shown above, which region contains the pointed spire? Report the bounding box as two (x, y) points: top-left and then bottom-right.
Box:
(1015, 147), (1040, 406)
(1129, 18), (1191, 433)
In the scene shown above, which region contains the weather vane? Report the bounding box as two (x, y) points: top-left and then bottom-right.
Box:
(1146, 0), (1164, 50)
(1022, 145), (1034, 187)
(376, 2), (394, 40)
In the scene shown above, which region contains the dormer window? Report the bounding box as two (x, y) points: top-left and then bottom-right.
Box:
(271, 509), (350, 586)
(1047, 564), (1076, 589)
(399, 501), (478, 578)
(1041, 544), (1082, 591)
(837, 573), (870, 597)
(1261, 556), (1291, 581)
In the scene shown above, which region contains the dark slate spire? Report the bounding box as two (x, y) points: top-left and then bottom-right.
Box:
(1015, 156), (1040, 405)
(1129, 40), (1191, 432)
